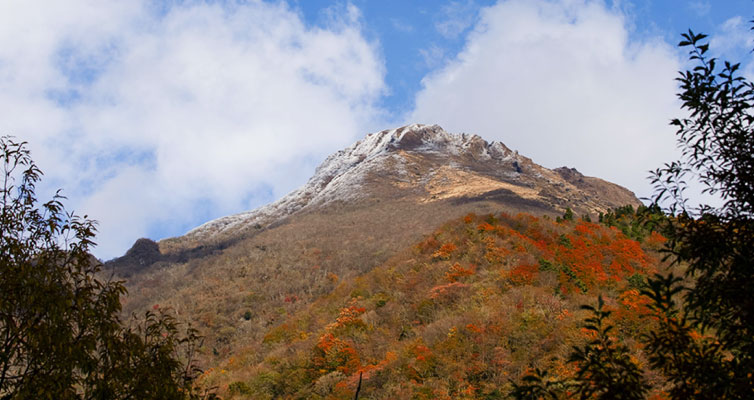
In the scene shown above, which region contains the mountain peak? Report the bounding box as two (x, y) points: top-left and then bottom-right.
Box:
(349, 124), (512, 160)
(183, 124), (637, 241)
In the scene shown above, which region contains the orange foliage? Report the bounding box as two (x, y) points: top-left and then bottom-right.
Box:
(428, 282), (470, 300)
(614, 289), (653, 331)
(556, 308), (572, 321)
(405, 341), (436, 383)
(349, 351), (398, 384)
(412, 344), (432, 362)
(508, 263), (538, 285)
(689, 329), (703, 341)
(573, 221), (600, 236)
(460, 212), (656, 292)
(234, 211), (666, 397)
(309, 300), (371, 379)
(646, 231), (668, 249)
(312, 333), (361, 375)
(483, 237), (509, 264)
(445, 262), (476, 282)
(608, 238), (651, 273)
(619, 289), (652, 315)
(432, 242), (458, 260)
(477, 222), (495, 232)
(417, 236), (441, 254)
(326, 301), (367, 333)
(580, 327), (599, 340)
(553, 229), (652, 289)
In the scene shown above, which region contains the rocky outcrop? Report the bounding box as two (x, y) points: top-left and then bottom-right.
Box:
(106, 238), (161, 276)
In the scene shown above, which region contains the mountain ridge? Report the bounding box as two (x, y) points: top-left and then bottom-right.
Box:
(181, 123), (639, 243)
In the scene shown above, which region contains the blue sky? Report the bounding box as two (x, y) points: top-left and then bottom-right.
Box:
(296, 0), (498, 114)
(0, 0), (751, 258)
(295, 0), (752, 117)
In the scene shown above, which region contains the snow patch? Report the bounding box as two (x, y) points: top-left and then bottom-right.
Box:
(186, 124), (515, 238)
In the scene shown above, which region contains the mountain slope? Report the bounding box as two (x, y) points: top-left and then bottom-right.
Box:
(106, 124), (643, 382)
(200, 212), (669, 399)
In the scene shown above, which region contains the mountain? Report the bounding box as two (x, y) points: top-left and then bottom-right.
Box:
(184, 124), (637, 243)
(111, 123), (637, 267)
(106, 124), (643, 392)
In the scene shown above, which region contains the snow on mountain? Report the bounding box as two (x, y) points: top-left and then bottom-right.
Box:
(184, 123), (638, 241)
(186, 124), (520, 238)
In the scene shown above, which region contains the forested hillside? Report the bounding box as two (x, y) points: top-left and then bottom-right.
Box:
(198, 208), (671, 399)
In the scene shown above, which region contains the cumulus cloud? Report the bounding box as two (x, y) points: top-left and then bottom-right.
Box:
(0, 0), (386, 258)
(411, 0), (682, 203)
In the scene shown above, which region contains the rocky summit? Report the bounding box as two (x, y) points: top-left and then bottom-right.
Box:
(181, 124), (638, 242)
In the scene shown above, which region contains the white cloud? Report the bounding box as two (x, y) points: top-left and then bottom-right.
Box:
(689, 1), (711, 17)
(419, 44), (447, 69)
(390, 18), (414, 33)
(711, 16), (754, 55)
(0, 0), (386, 258)
(411, 0), (682, 204)
(435, 0), (479, 39)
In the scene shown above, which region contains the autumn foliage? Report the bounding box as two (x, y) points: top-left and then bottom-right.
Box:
(205, 211), (667, 399)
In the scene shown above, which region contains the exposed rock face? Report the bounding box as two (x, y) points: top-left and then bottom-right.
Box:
(108, 238), (161, 276)
(184, 124), (639, 241)
(554, 166), (642, 209)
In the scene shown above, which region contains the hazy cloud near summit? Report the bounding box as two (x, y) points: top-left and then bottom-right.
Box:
(411, 0), (681, 201)
(0, 1), (385, 258)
